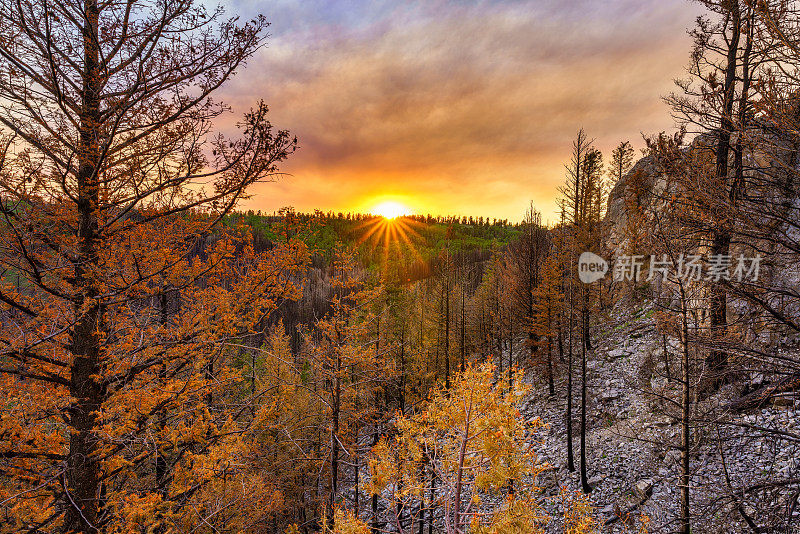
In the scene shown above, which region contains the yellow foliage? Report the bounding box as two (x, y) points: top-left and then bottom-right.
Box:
(561, 487), (598, 534)
(366, 362), (549, 533)
(324, 508), (372, 534)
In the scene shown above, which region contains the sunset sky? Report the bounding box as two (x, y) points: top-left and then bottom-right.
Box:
(221, 0), (700, 222)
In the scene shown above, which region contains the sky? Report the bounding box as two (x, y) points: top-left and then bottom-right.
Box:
(220, 0), (701, 222)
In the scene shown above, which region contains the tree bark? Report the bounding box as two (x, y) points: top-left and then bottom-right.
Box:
(445, 278), (451, 389)
(329, 354), (341, 526)
(566, 283), (575, 473)
(679, 287), (692, 534)
(547, 306), (554, 396)
(64, 1), (103, 529)
(580, 288), (591, 493)
(707, 1), (741, 391)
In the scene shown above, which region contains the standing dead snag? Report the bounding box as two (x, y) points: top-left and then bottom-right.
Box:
(559, 130), (606, 494)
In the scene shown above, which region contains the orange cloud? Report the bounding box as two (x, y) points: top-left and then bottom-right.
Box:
(220, 0), (701, 221)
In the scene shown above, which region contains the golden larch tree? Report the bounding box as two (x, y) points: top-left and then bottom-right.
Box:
(0, 0), (302, 529)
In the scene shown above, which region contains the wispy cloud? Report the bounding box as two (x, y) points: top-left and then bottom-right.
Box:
(220, 0), (699, 220)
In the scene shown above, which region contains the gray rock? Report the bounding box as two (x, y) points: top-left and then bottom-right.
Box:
(635, 478), (654, 498)
(538, 468), (559, 488)
(664, 449), (682, 466)
(607, 348), (627, 360)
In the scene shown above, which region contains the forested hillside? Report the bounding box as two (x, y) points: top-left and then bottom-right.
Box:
(1, 0), (800, 533)
(226, 209), (519, 273)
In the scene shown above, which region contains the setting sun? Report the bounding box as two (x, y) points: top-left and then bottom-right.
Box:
(372, 200), (411, 220)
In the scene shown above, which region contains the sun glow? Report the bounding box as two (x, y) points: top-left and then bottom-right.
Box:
(353, 202), (425, 272)
(372, 200), (410, 220)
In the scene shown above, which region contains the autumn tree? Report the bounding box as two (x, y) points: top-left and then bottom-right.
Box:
(640, 148), (708, 534)
(665, 0), (761, 389)
(531, 253), (563, 397)
(497, 251), (518, 377)
(243, 324), (326, 530)
(622, 167), (651, 287)
(456, 253), (474, 373)
(652, 6), (800, 524)
(608, 140), (649, 288)
(407, 278), (439, 403)
(472, 246), (515, 374)
(341, 363), (548, 534)
(609, 141), (635, 186)
(303, 251), (392, 527)
(428, 241), (455, 389)
(0, 0), (301, 529)
(505, 203), (549, 379)
(387, 281), (436, 414)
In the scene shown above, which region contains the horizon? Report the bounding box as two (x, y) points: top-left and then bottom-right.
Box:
(215, 0), (700, 222)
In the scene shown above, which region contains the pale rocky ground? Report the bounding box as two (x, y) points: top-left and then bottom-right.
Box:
(523, 297), (800, 533)
(351, 295), (800, 532)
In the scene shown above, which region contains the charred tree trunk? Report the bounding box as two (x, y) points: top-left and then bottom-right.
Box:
(566, 285), (575, 473)
(328, 355), (342, 526)
(580, 288), (591, 493)
(460, 276), (466, 373)
(64, 1), (104, 529)
(508, 315), (514, 385)
(399, 325), (406, 413)
(679, 287), (692, 534)
(547, 306), (554, 396)
(155, 293), (169, 494)
(371, 427), (381, 534)
(428, 474), (435, 534)
(354, 445), (360, 517)
(707, 1), (741, 391)
(445, 281), (451, 389)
